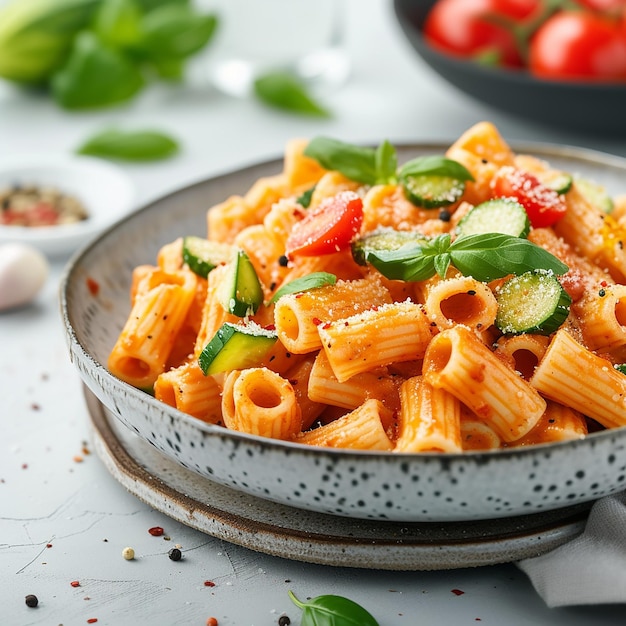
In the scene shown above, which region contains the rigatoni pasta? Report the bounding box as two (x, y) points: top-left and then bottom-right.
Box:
(109, 121), (626, 454)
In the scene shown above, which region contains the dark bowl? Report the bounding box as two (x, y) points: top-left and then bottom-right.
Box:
(393, 0), (626, 136)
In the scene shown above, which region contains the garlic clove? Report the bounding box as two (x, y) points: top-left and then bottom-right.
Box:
(0, 243), (49, 311)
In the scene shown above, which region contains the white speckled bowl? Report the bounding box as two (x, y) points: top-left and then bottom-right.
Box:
(60, 143), (626, 523)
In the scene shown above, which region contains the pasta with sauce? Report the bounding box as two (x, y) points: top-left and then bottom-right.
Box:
(108, 121), (626, 453)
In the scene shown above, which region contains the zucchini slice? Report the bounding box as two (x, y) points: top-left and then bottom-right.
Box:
(576, 178), (614, 213)
(351, 228), (430, 265)
(198, 322), (277, 375)
(456, 198), (530, 239)
(183, 236), (234, 278)
(217, 249), (264, 317)
(401, 174), (466, 209)
(495, 270), (571, 335)
(536, 170), (573, 195)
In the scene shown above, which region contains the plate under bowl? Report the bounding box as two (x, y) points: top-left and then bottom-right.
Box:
(393, 0), (626, 135)
(61, 143), (626, 523)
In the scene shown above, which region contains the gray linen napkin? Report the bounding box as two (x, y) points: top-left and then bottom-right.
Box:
(517, 491), (626, 606)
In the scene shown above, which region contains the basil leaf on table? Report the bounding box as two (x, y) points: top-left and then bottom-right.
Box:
(93, 0), (143, 49)
(51, 31), (144, 109)
(269, 272), (337, 304)
(77, 128), (180, 161)
(253, 71), (331, 117)
(288, 590), (380, 626)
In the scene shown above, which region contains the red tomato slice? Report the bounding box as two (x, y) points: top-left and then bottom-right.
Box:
(491, 167), (567, 228)
(285, 191), (364, 258)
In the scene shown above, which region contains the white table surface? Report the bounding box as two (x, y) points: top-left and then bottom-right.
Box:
(2, 1), (625, 625)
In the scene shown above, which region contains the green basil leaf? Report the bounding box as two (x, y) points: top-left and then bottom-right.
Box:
(253, 71), (330, 117)
(77, 127), (179, 160)
(93, 0), (143, 50)
(51, 31), (144, 109)
(136, 5), (217, 61)
(449, 233), (569, 282)
(398, 155), (474, 182)
(304, 137), (378, 185)
(375, 140), (397, 184)
(296, 185), (315, 208)
(136, 0), (190, 10)
(433, 253), (451, 278)
(270, 272), (336, 303)
(289, 591), (379, 626)
(367, 244), (437, 282)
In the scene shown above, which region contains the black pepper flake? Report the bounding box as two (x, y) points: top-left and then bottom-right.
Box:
(599, 289), (606, 297)
(25, 594), (38, 608)
(278, 255), (289, 267)
(168, 548), (182, 561)
(438, 209), (451, 222)
(467, 290), (476, 296)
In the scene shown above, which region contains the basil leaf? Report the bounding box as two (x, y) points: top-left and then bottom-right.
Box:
(77, 128), (179, 160)
(297, 185), (315, 208)
(93, 0), (143, 50)
(289, 591), (379, 626)
(433, 253), (451, 278)
(51, 31), (144, 109)
(304, 137), (378, 185)
(367, 244), (437, 282)
(135, 5), (217, 62)
(375, 140), (398, 184)
(398, 155), (474, 182)
(270, 272), (336, 303)
(253, 71), (330, 117)
(449, 233), (569, 282)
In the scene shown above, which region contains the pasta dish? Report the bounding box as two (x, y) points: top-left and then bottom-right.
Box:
(108, 121), (626, 454)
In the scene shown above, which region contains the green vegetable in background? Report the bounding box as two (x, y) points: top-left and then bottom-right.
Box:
(253, 71), (331, 117)
(0, 0), (99, 84)
(76, 128), (179, 160)
(52, 31), (144, 108)
(0, 0), (218, 109)
(288, 590), (380, 626)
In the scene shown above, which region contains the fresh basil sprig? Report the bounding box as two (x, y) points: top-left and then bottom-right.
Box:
(288, 590), (380, 626)
(269, 272), (336, 303)
(303, 137), (473, 187)
(367, 232), (569, 282)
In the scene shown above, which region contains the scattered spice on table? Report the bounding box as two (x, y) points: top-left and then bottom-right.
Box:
(148, 526), (164, 536)
(70, 580), (80, 588)
(206, 617), (218, 626)
(25, 594), (38, 608)
(87, 618), (98, 624)
(168, 547), (182, 561)
(451, 588), (465, 596)
(204, 580), (216, 587)
(278, 616), (291, 625)
(121, 547), (135, 561)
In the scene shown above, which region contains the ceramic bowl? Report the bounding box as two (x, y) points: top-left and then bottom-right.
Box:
(0, 153), (135, 257)
(393, 0), (626, 136)
(60, 143), (626, 523)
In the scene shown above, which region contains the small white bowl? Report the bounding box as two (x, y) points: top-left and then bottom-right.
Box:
(0, 153), (135, 257)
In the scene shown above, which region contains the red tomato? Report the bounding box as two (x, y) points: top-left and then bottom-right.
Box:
(491, 167), (567, 228)
(529, 11), (626, 81)
(285, 191), (364, 258)
(423, 0), (541, 67)
(573, 0), (626, 12)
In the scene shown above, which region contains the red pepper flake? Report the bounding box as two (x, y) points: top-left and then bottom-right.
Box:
(312, 317), (322, 326)
(322, 322), (331, 330)
(264, 324), (276, 331)
(206, 617), (218, 626)
(21, 464), (28, 470)
(86, 277), (100, 296)
(601, 280), (608, 287)
(204, 580), (216, 587)
(73, 455), (84, 463)
(148, 526), (164, 536)
(31, 403), (41, 411)
(87, 619), (98, 624)
(451, 588), (465, 596)
(46, 543), (53, 548)
(70, 580), (81, 587)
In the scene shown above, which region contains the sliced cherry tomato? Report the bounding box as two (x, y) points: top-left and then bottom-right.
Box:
(529, 11), (626, 82)
(423, 0), (541, 68)
(491, 166), (567, 228)
(285, 190), (364, 258)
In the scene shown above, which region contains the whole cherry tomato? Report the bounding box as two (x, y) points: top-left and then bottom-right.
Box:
(529, 10), (626, 82)
(491, 167), (567, 228)
(285, 191), (364, 258)
(423, 0), (542, 67)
